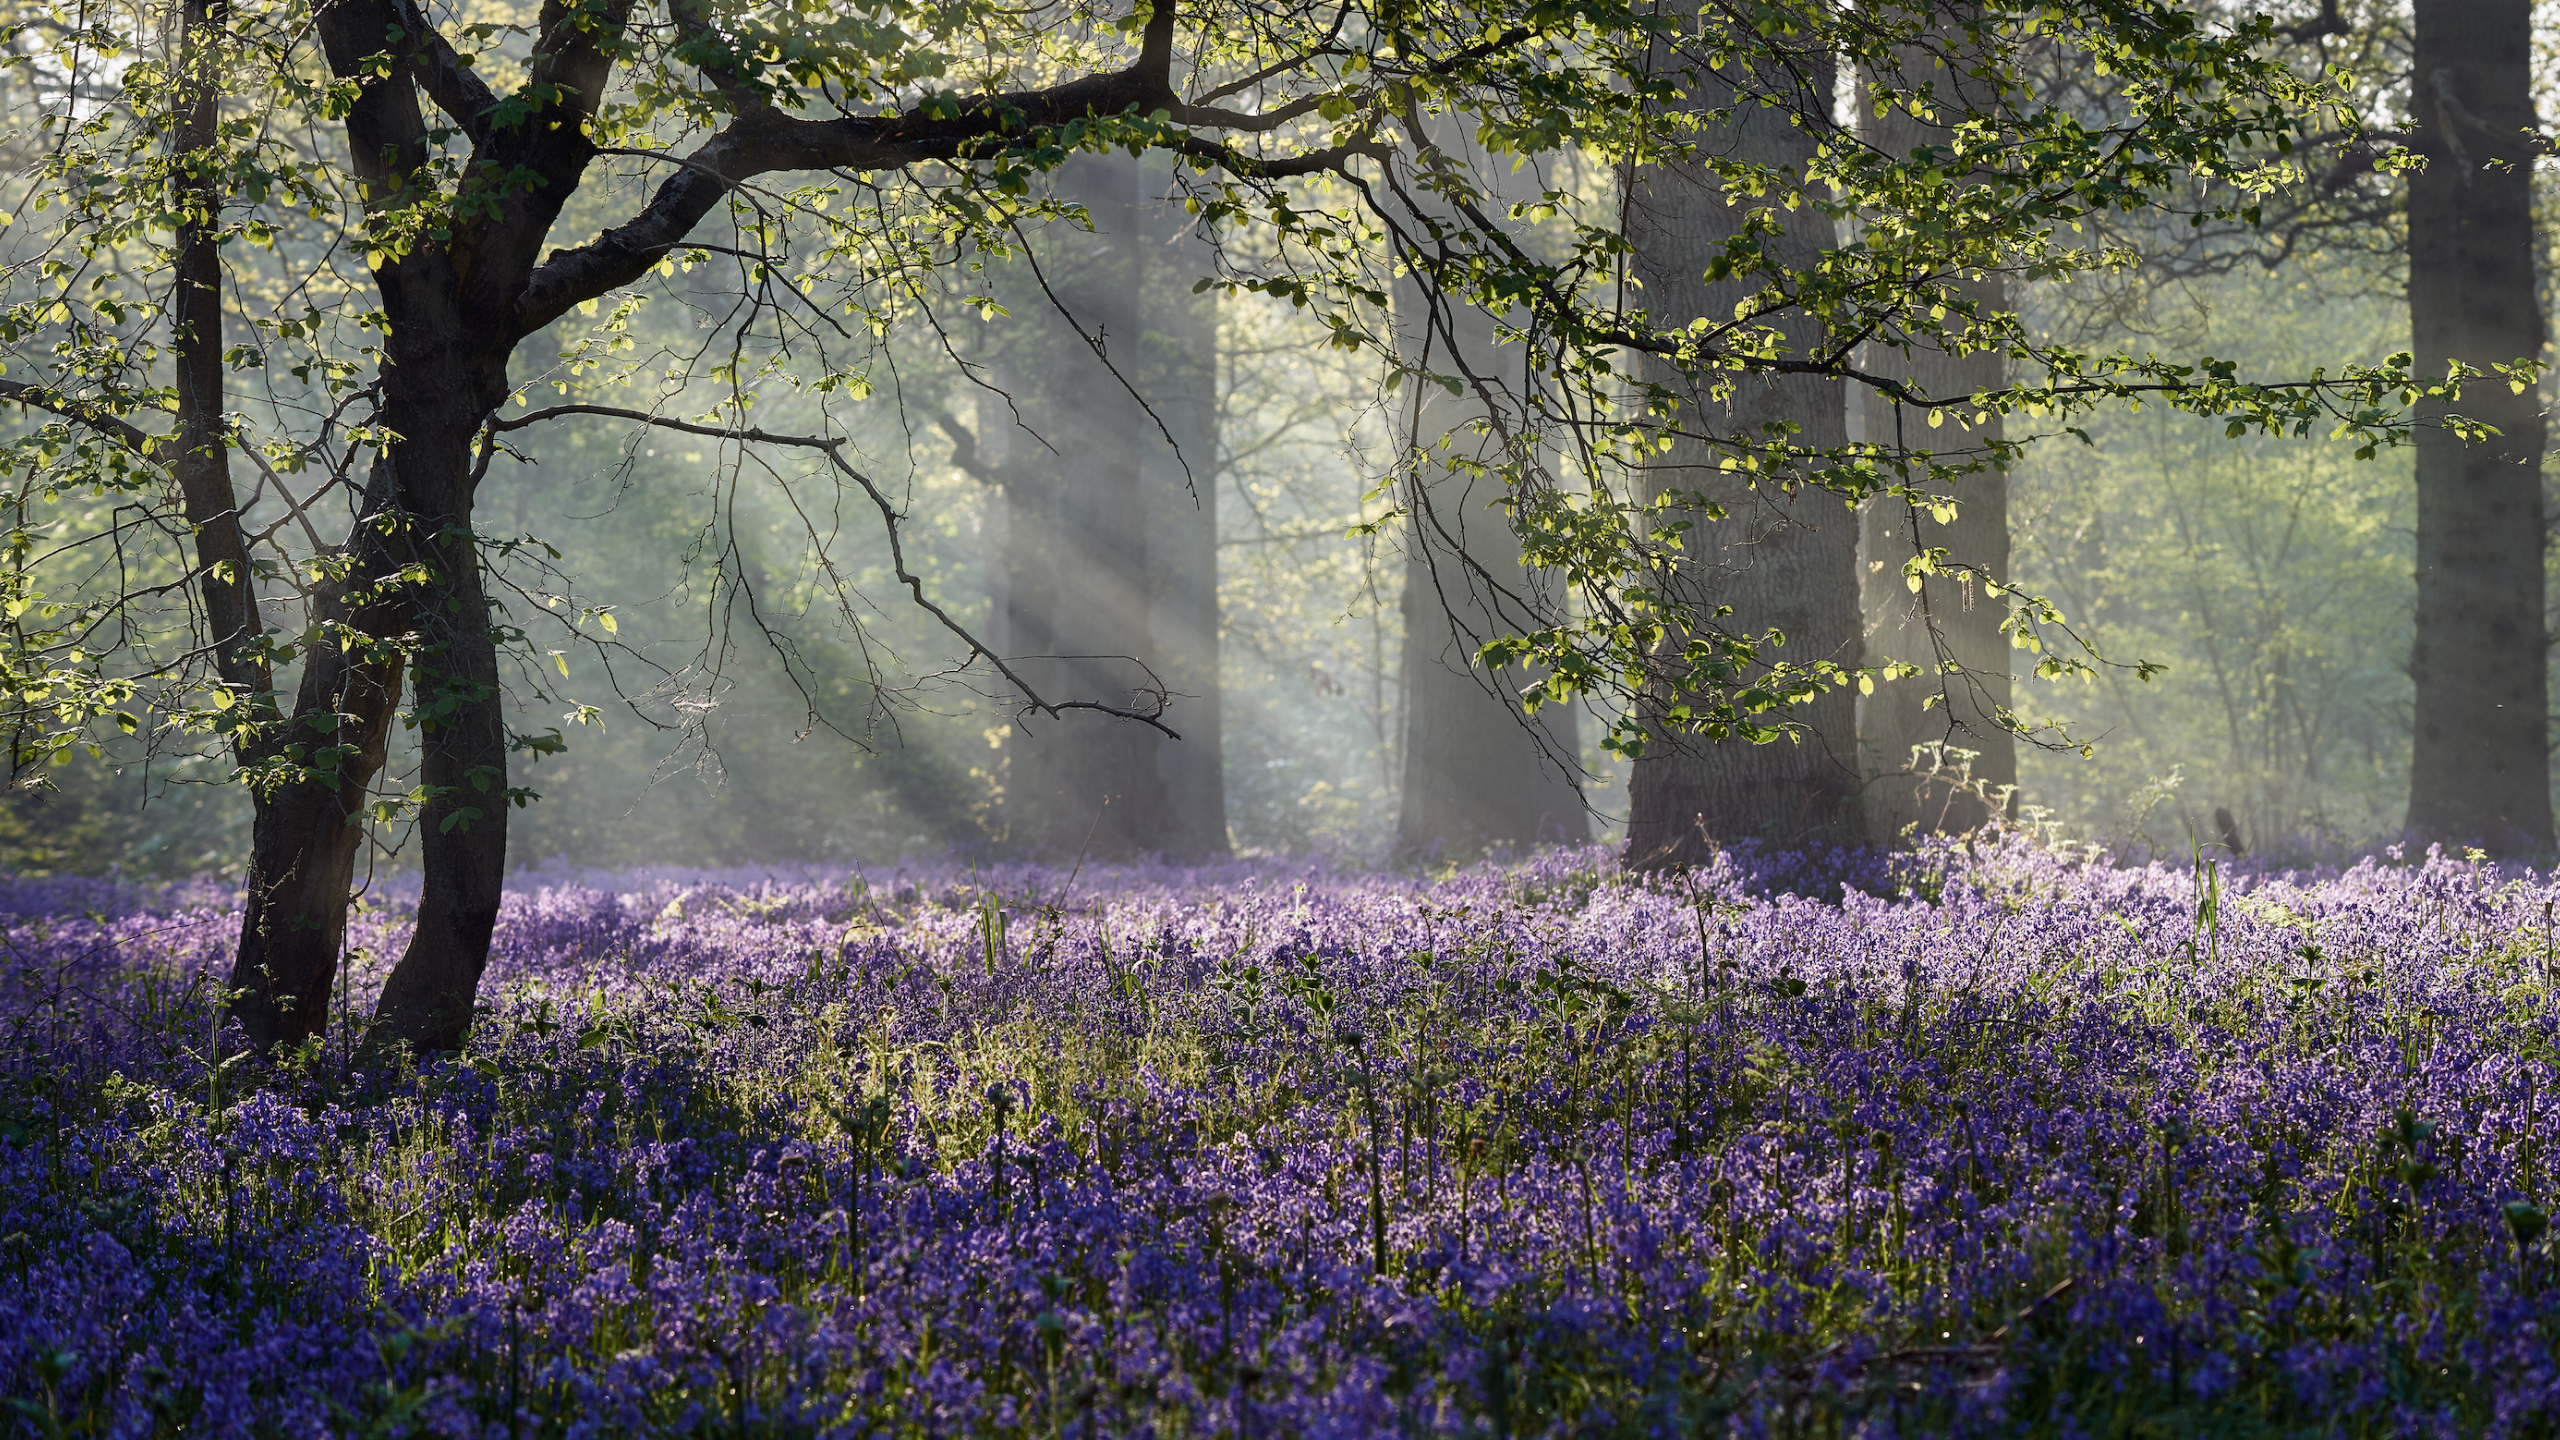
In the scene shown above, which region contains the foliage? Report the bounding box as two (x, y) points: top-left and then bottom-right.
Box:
(12, 842), (2560, 1432)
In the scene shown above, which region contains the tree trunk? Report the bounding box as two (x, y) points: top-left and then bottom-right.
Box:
(1139, 163), (1231, 859)
(2405, 0), (2551, 851)
(170, 0), (404, 1055)
(227, 457), (409, 1052)
(357, 252), (515, 1056)
(1000, 152), (1179, 859)
(1620, 41), (1862, 869)
(1857, 17), (2015, 843)
(236, 0), (672, 1057)
(168, 0), (263, 708)
(1392, 125), (1587, 859)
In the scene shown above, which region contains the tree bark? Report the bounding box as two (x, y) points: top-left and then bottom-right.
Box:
(1392, 124), (1587, 859)
(1620, 40), (1862, 869)
(999, 152), (1180, 859)
(2405, 0), (2551, 851)
(167, 0), (263, 708)
(158, 0), (406, 1053)
(1857, 15), (2015, 843)
(274, 0), (536, 1058)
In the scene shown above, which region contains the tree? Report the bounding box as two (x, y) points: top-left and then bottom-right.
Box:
(2403, 0), (2549, 851)
(2068, 0), (2553, 852)
(1857, 12), (2017, 841)
(1617, 19), (1861, 869)
(960, 152), (1228, 861)
(985, 152), (1181, 859)
(1135, 159), (1233, 860)
(1392, 121), (1586, 859)
(0, 0), (2425, 1056)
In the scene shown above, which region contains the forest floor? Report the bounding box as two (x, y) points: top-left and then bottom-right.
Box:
(1, 837), (2554, 1436)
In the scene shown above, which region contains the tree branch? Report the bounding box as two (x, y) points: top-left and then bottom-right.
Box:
(484, 404), (1183, 737)
(512, 14), (1384, 337)
(454, 0), (638, 323)
(0, 380), (158, 454)
(389, 0), (499, 146)
(515, 74), (1172, 334)
(2279, 0), (2347, 43)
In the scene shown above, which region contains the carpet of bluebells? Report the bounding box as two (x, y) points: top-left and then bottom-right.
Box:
(8, 838), (2560, 1436)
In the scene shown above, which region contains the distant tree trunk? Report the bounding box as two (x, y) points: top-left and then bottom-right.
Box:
(2405, 0), (2552, 852)
(999, 152), (1178, 859)
(1858, 301), (2013, 841)
(1858, 18), (2015, 843)
(1620, 41), (1861, 869)
(1391, 126), (1587, 859)
(1139, 163), (1231, 860)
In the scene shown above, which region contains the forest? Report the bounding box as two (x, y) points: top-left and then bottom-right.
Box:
(7, 0), (2560, 1433)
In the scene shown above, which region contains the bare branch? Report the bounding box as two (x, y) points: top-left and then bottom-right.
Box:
(484, 404), (1184, 737)
(515, 27), (1382, 335)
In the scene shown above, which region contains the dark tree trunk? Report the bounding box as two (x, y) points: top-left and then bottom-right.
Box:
(246, 282), (507, 1059)
(1858, 15), (2014, 842)
(361, 365), (512, 1054)
(1000, 152), (1178, 859)
(255, 0), (545, 1059)
(352, 233), (516, 1055)
(227, 459), (408, 1052)
(166, 0), (405, 1053)
(1138, 165), (1231, 859)
(1392, 123), (1587, 859)
(2405, 0), (2551, 852)
(1620, 41), (1861, 869)
(167, 0), (263, 708)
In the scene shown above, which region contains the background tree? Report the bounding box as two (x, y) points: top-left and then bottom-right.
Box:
(1135, 156), (1232, 860)
(2403, 0), (2549, 851)
(981, 152), (1182, 859)
(1993, 0), (2555, 857)
(1391, 120), (1586, 859)
(948, 152), (1228, 861)
(1856, 10), (2017, 841)
(1617, 19), (1861, 868)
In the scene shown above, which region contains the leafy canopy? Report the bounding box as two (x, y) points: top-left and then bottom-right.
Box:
(0, 0), (2454, 797)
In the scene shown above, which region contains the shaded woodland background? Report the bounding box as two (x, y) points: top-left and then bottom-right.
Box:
(2, 3), (2548, 877)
